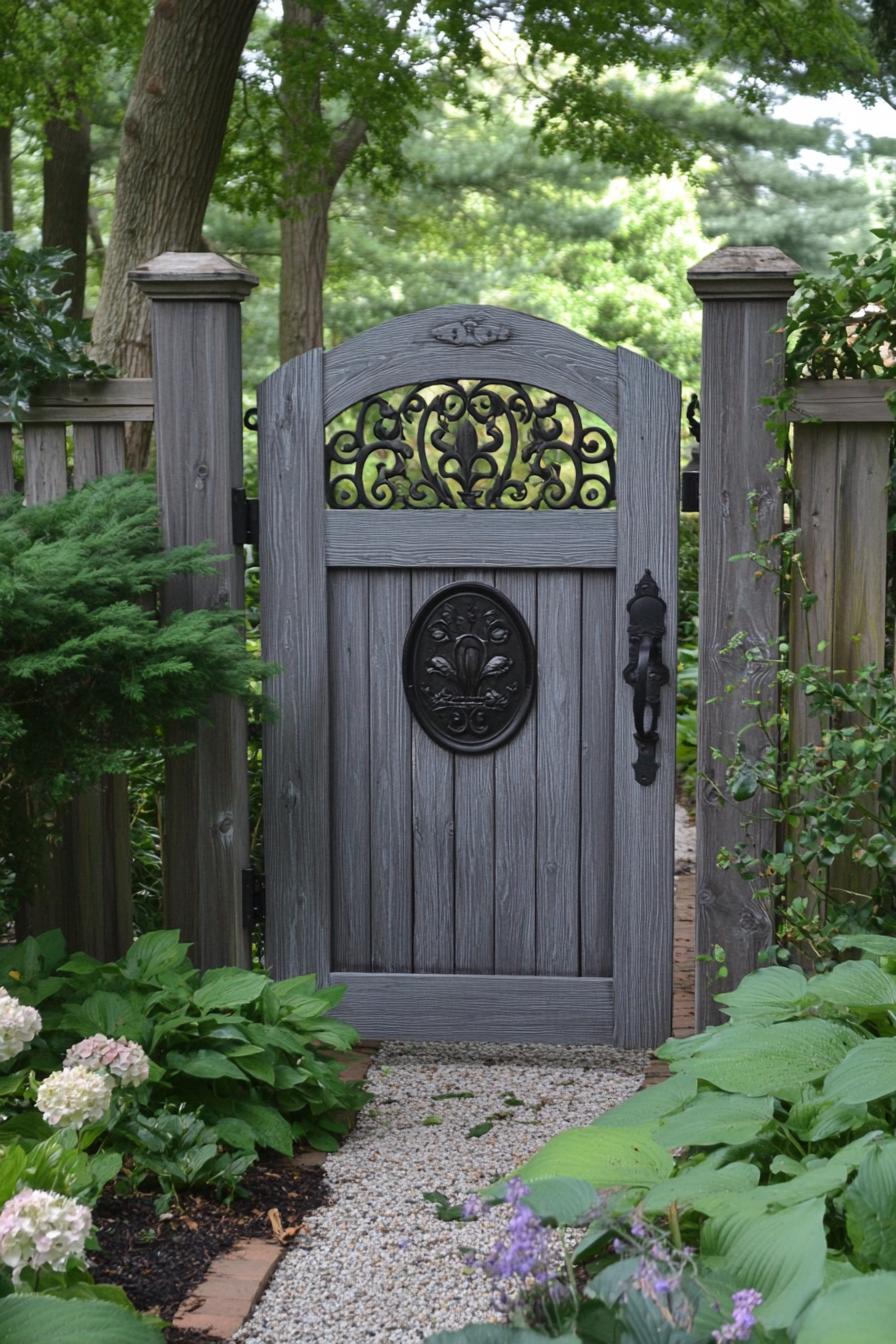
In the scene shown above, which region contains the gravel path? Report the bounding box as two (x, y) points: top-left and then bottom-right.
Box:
(238, 1042), (646, 1344)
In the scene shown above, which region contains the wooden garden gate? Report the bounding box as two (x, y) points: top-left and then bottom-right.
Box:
(257, 305), (679, 1048)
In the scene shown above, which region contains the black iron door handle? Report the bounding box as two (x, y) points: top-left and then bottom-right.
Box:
(622, 570), (670, 786)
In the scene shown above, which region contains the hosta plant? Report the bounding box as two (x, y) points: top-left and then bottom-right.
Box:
(432, 939), (896, 1342)
(0, 929), (366, 1202)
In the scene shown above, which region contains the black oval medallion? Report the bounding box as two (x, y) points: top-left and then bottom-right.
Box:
(402, 582), (536, 754)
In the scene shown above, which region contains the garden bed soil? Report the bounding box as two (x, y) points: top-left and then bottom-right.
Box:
(89, 1159), (329, 1342)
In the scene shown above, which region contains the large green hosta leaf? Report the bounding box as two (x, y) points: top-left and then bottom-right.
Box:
(514, 1125), (673, 1188)
(590, 1072), (697, 1128)
(832, 933), (896, 958)
(670, 1020), (860, 1097)
(844, 1139), (896, 1270)
(700, 1198), (827, 1329)
(808, 960), (896, 1014)
(651, 1092), (774, 1148)
(714, 966), (812, 1023)
(823, 1038), (896, 1103)
(794, 1273), (896, 1344)
(514, 1177), (601, 1227)
(640, 1161), (760, 1216)
(0, 1297), (165, 1343)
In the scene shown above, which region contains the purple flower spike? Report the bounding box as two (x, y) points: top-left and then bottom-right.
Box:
(712, 1288), (763, 1342)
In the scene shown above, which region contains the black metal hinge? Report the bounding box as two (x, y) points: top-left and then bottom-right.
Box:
(232, 487), (260, 548)
(242, 868), (266, 929)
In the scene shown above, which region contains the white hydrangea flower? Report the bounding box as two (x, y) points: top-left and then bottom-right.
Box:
(63, 1033), (150, 1088)
(0, 986), (42, 1063)
(36, 1065), (113, 1129)
(0, 1187), (92, 1283)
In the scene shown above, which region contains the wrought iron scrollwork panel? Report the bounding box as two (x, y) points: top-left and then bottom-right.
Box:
(403, 582), (536, 753)
(326, 380), (615, 510)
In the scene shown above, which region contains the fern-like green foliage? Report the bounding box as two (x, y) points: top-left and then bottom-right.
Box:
(0, 234), (115, 419)
(0, 473), (273, 899)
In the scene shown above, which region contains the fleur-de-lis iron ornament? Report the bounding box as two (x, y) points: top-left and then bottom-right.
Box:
(431, 313), (512, 346)
(403, 582), (536, 753)
(326, 380), (615, 510)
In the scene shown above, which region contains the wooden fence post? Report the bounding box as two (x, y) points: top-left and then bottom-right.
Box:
(131, 252), (257, 969)
(688, 246), (800, 1027)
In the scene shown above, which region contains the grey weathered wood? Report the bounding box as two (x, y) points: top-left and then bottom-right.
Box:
(72, 422), (125, 486)
(791, 380), (895, 424)
(536, 570), (581, 975)
(580, 570), (616, 977)
(688, 246), (799, 1028)
(0, 425), (13, 493)
(411, 569), (456, 974)
(369, 569), (414, 972)
(330, 972), (615, 1043)
(258, 349), (330, 982)
(494, 570), (537, 976)
(325, 509), (617, 568)
(23, 424), (67, 503)
(612, 347), (679, 1047)
(0, 379), (154, 423)
(323, 305), (619, 425)
(329, 570), (371, 972)
(452, 569), (496, 974)
(132, 253), (257, 970)
(260, 314), (681, 1044)
(70, 418), (132, 958)
(790, 420), (890, 910)
(18, 424), (69, 944)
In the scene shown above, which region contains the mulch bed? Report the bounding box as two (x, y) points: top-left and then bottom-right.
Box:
(89, 1160), (329, 1342)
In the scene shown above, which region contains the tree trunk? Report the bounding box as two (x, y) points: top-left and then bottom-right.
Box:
(279, 188), (332, 361)
(278, 1), (366, 362)
(0, 124), (12, 233)
(91, 0), (257, 469)
(42, 109), (91, 320)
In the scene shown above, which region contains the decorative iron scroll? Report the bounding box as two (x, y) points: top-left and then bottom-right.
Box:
(403, 582), (536, 753)
(326, 380), (615, 510)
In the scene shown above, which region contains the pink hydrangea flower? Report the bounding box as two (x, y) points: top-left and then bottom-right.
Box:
(0, 1187), (92, 1283)
(36, 1064), (113, 1128)
(0, 987), (41, 1063)
(63, 1033), (150, 1088)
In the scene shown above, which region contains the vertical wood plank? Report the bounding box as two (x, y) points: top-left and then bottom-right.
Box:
(369, 569), (413, 972)
(412, 568), (456, 974)
(688, 248), (799, 1027)
(72, 421), (125, 486)
(613, 347), (679, 1047)
(791, 420), (890, 909)
(580, 570), (615, 977)
(19, 425), (69, 943)
(453, 569), (495, 974)
(70, 418), (132, 958)
(494, 569), (537, 976)
(258, 350), (330, 982)
(535, 570), (581, 976)
(23, 424), (67, 503)
(329, 570), (371, 971)
(132, 256), (257, 970)
(0, 425), (14, 493)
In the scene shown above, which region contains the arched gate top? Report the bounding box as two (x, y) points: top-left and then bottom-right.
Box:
(300, 304), (623, 427)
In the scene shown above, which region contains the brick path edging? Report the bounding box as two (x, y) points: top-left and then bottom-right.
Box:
(171, 1045), (378, 1340)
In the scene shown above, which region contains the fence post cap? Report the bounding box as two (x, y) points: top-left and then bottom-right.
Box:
(128, 251), (258, 301)
(688, 246), (801, 300)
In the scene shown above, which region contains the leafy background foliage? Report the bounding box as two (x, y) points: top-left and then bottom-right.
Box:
(0, 236), (114, 417)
